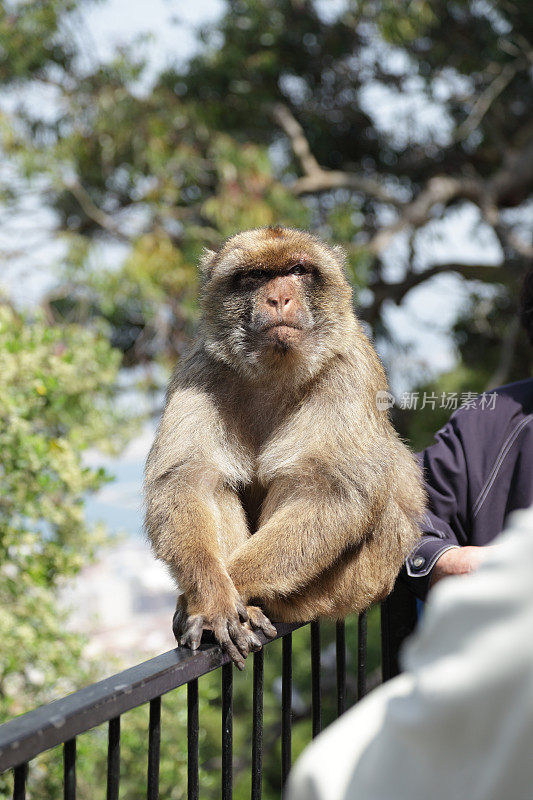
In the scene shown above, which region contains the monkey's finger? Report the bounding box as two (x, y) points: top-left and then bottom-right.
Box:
(228, 619), (262, 658)
(223, 639), (246, 670)
(180, 629), (202, 650)
(179, 616), (204, 650)
(216, 624), (246, 670)
(245, 627), (263, 652)
(227, 619), (249, 659)
(247, 606), (277, 639)
(254, 618), (277, 639)
(236, 601), (248, 624)
(179, 631), (201, 650)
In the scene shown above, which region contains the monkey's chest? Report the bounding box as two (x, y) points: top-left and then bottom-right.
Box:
(238, 480), (267, 534)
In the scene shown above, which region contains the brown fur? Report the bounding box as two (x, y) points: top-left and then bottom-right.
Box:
(144, 226), (424, 668)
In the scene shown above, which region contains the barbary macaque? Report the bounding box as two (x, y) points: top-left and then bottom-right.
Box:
(145, 226), (424, 669)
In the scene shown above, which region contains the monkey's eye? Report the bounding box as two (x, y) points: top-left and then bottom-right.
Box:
(288, 263), (309, 276)
(232, 269), (265, 290)
(248, 269), (265, 280)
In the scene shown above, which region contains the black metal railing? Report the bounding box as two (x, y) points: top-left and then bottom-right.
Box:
(0, 580), (417, 799)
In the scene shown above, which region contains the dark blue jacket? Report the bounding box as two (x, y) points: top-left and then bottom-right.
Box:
(405, 378), (533, 599)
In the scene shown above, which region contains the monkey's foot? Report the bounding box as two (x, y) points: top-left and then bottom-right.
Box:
(246, 606), (277, 639)
(174, 607), (262, 671)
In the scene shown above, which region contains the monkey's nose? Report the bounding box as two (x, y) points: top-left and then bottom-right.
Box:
(266, 295), (292, 309)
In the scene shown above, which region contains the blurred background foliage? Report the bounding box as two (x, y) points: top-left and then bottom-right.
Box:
(0, 0), (532, 797)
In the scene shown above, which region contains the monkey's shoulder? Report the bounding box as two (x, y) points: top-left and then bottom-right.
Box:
(167, 342), (221, 393)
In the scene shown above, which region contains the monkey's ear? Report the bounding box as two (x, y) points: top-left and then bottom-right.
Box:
(198, 248), (217, 280)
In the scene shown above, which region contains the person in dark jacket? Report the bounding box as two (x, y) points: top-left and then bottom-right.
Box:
(406, 269), (533, 599)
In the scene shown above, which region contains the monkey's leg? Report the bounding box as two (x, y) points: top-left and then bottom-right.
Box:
(263, 501), (420, 622)
(256, 543), (383, 622)
(146, 481), (261, 669)
(225, 477), (376, 609)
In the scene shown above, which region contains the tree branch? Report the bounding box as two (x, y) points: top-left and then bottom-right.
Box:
(271, 105), (484, 256)
(365, 126), (533, 257)
(366, 176), (482, 255)
(273, 105), (533, 261)
(455, 58), (526, 142)
(64, 178), (131, 241)
(363, 262), (507, 323)
(271, 103), (321, 177)
(292, 170), (402, 202)
(271, 103), (401, 205)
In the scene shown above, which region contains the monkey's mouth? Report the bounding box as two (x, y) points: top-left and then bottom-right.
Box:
(265, 322), (303, 332)
(262, 322), (305, 350)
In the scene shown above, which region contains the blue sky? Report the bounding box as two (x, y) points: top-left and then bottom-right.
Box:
(83, 0), (225, 73)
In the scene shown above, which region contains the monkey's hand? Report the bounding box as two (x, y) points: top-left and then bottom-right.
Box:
(173, 593), (263, 670)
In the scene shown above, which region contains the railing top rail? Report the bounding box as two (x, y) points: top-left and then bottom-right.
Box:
(0, 622), (305, 773)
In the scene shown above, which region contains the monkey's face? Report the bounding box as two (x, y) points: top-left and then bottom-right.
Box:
(200, 227), (355, 382)
(233, 262), (314, 351)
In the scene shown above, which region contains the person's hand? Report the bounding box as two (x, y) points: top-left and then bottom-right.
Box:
(429, 546), (494, 589)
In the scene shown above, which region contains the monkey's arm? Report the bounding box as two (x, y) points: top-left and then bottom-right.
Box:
(144, 384), (261, 668)
(145, 478), (236, 611)
(226, 477), (378, 605)
(145, 476), (262, 667)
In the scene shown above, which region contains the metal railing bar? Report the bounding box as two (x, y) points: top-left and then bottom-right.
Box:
(187, 680), (199, 800)
(310, 621), (321, 738)
(146, 699), (161, 800)
(63, 738), (76, 800)
(357, 613), (367, 701)
(335, 621), (346, 716)
(0, 622), (305, 774)
(12, 761), (27, 800)
(106, 716), (120, 800)
(251, 649), (264, 800)
(281, 634), (292, 786)
(221, 663), (233, 800)
(380, 581), (418, 682)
